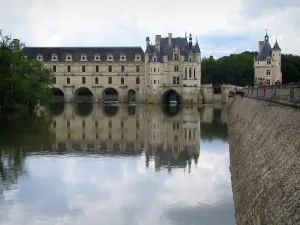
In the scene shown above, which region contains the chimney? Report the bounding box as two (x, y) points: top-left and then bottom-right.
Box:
(155, 35), (161, 51)
(168, 33), (172, 46)
(146, 36), (150, 46)
(12, 39), (20, 51)
(259, 41), (264, 52)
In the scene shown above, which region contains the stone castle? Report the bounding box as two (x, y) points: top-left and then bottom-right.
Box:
(254, 32), (282, 86)
(22, 31), (276, 103)
(23, 33), (202, 104)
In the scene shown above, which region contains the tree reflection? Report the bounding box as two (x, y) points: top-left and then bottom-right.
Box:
(0, 113), (55, 195)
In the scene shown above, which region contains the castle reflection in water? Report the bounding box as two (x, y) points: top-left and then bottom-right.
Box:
(49, 103), (228, 172)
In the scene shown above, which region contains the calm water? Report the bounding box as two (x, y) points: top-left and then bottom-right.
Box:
(0, 104), (235, 225)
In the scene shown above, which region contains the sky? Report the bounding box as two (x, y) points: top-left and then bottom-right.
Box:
(1, 0), (300, 58)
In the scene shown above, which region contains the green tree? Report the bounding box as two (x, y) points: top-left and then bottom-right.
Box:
(0, 30), (54, 115)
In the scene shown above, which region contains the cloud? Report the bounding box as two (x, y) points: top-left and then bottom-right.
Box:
(0, 145), (234, 225)
(1, 0), (299, 58)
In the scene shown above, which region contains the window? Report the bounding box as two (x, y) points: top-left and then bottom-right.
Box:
(108, 77), (112, 84)
(52, 55), (57, 60)
(158, 68), (159, 72)
(121, 77), (124, 84)
(136, 65), (140, 72)
(95, 65), (99, 72)
(121, 65), (125, 72)
(154, 80), (156, 84)
(52, 77), (56, 84)
(267, 59), (271, 64)
(82, 65), (86, 72)
(52, 65), (56, 72)
(82, 56), (86, 60)
(153, 57), (157, 61)
(174, 54), (179, 60)
(154, 68), (156, 72)
(67, 77), (70, 84)
(95, 77), (99, 84)
(82, 77), (86, 84)
(174, 65), (179, 72)
(137, 56), (140, 60)
(266, 70), (271, 75)
(189, 67), (192, 78)
(173, 77), (180, 84)
(95, 120), (98, 128)
(136, 77), (140, 84)
(194, 68), (196, 78)
(108, 65), (112, 72)
(67, 65), (71, 72)
(174, 135), (178, 141)
(185, 68), (187, 78)
(108, 121), (112, 129)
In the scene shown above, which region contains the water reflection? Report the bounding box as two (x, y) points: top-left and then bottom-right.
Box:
(0, 104), (235, 225)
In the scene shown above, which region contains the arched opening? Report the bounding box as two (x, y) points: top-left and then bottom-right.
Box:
(103, 105), (118, 117)
(74, 87), (93, 102)
(48, 102), (65, 116)
(74, 102), (93, 117)
(103, 88), (119, 103)
(128, 89), (136, 104)
(51, 88), (64, 102)
(161, 89), (181, 105)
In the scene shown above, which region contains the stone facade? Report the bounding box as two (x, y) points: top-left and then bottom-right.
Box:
(22, 32), (202, 105)
(228, 97), (300, 224)
(254, 32), (282, 86)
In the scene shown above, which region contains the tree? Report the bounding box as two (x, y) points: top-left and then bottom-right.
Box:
(0, 30), (54, 115)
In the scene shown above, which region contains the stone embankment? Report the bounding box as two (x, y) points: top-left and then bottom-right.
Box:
(227, 97), (300, 225)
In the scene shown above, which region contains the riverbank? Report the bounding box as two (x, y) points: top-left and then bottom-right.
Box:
(227, 97), (300, 224)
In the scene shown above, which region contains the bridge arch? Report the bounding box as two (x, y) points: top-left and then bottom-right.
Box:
(103, 88), (119, 102)
(51, 88), (64, 102)
(161, 89), (182, 105)
(74, 87), (93, 102)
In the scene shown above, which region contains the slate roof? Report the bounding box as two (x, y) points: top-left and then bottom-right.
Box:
(22, 47), (144, 62)
(145, 36), (200, 62)
(256, 34), (272, 61)
(272, 39), (281, 51)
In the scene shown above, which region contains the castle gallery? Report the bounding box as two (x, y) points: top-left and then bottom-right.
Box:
(22, 32), (282, 104)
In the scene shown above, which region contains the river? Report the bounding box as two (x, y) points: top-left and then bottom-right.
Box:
(0, 103), (235, 225)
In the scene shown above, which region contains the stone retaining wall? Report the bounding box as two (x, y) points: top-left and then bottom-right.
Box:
(228, 97), (300, 225)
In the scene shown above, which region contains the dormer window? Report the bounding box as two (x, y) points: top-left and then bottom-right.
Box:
(66, 54), (72, 61)
(267, 58), (271, 65)
(81, 54), (87, 61)
(135, 54), (141, 61)
(51, 54), (58, 61)
(37, 54), (43, 61)
(94, 54), (100, 61)
(107, 54), (114, 61)
(174, 54), (179, 60)
(120, 54), (127, 61)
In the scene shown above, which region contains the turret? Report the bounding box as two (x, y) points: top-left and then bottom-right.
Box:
(272, 38), (281, 62)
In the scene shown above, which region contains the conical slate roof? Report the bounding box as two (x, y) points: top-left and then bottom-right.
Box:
(272, 39), (281, 51)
